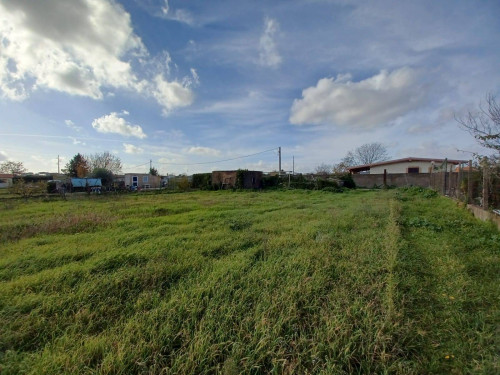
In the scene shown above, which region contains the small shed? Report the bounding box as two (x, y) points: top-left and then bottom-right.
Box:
(212, 170), (262, 189)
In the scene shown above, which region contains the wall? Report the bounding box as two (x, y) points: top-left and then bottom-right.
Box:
(212, 171), (236, 189)
(242, 171), (263, 189)
(0, 178), (12, 189)
(211, 171), (263, 189)
(352, 173), (431, 188)
(467, 204), (500, 231)
(370, 161), (434, 174)
(124, 174), (161, 188)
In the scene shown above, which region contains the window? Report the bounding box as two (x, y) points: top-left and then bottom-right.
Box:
(132, 176), (138, 186)
(143, 176), (149, 183)
(407, 167), (419, 173)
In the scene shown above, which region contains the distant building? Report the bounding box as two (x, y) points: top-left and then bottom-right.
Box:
(0, 174), (13, 189)
(348, 157), (467, 174)
(212, 170), (263, 189)
(124, 173), (161, 189)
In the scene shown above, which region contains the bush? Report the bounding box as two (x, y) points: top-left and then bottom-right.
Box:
(192, 173), (212, 190)
(177, 176), (190, 192)
(339, 173), (356, 189)
(9, 179), (47, 200)
(262, 175), (280, 189)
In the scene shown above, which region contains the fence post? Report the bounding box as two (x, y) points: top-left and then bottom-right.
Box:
(442, 158), (448, 195)
(467, 160), (472, 204)
(482, 157), (489, 209)
(458, 163), (463, 200)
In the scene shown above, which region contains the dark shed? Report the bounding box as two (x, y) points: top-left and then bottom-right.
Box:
(211, 170), (262, 189)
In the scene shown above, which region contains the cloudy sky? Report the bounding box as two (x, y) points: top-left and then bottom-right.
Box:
(1, 0), (499, 174)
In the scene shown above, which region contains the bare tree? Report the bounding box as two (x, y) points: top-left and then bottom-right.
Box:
(456, 93), (500, 152)
(0, 161), (27, 175)
(314, 163), (332, 175)
(87, 152), (122, 174)
(339, 143), (389, 168)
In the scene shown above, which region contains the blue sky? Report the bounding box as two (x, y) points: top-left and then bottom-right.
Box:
(1, 0), (499, 174)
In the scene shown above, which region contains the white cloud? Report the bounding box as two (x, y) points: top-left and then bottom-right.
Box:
(150, 74), (195, 115)
(290, 67), (425, 127)
(0, 151), (8, 162)
(123, 143), (144, 154)
(0, 0), (197, 115)
(186, 146), (221, 156)
(259, 17), (282, 67)
(65, 119), (82, 132)
(70, 137), (86, 146)
(92, 111), (147, 139)
(160, 0), (194, 25)
(396, 141), (470, 160)
(0, 0), (145, 100)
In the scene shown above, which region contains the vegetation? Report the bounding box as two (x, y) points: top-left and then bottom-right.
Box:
(90, 168), (114, 188)
(64, 153), (90, 178)
(0, 189), (498, 374)
(8, 179), (47, 200)
(456, 93), (500, 152)
(336, 142), (390, 172)
(87, 152), (122, 175)
(64, 152), (122, 180)
(0, 161), (27, 175)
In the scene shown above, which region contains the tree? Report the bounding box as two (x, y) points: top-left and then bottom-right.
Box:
(90, 168), (114, 187)
(332, 161), (352, 174)
(64, 153), (89, 178)
(339, 143), (389, 168)
(149, 167), (159, 176)
(314, 163), (332, 175)
(0, 161), (27, 175)
(456, 93), (500, 152)
(87, 152), (122, 174)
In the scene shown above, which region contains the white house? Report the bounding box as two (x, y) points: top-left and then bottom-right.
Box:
(348, 157), (468, 175)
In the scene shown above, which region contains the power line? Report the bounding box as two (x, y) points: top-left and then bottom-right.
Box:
(122, 162), (150, 171)
(155, 147), (279, 166)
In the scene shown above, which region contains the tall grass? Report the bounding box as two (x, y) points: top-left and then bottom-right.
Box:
(0, 189), (498, 374)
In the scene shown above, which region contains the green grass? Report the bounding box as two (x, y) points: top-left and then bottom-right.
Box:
(0, 189), (498, 374)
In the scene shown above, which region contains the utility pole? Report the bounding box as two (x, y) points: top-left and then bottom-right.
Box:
(57, 155), (60, 174)
(150, 159), (152, 173)
(292, 155), (294, 175)
(278, 147), (281, 175)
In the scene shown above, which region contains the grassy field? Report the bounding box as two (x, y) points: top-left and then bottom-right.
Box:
(0, 189), (498, 374)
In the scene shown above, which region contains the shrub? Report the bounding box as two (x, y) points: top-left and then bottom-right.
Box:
(192, 173), (212, 190)
(9, 179), (47, 200)
(339, 173), (356, 189)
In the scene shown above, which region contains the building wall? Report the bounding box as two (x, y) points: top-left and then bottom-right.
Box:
(242, 171), (263, 189)
(124, 174), (161, 188)
(0, 178), (12, 189)
(212, 171), (236, 188)
(211, 171), (263, 189)
(353, 173), (432, 188)
(370, 161), (435, 174)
